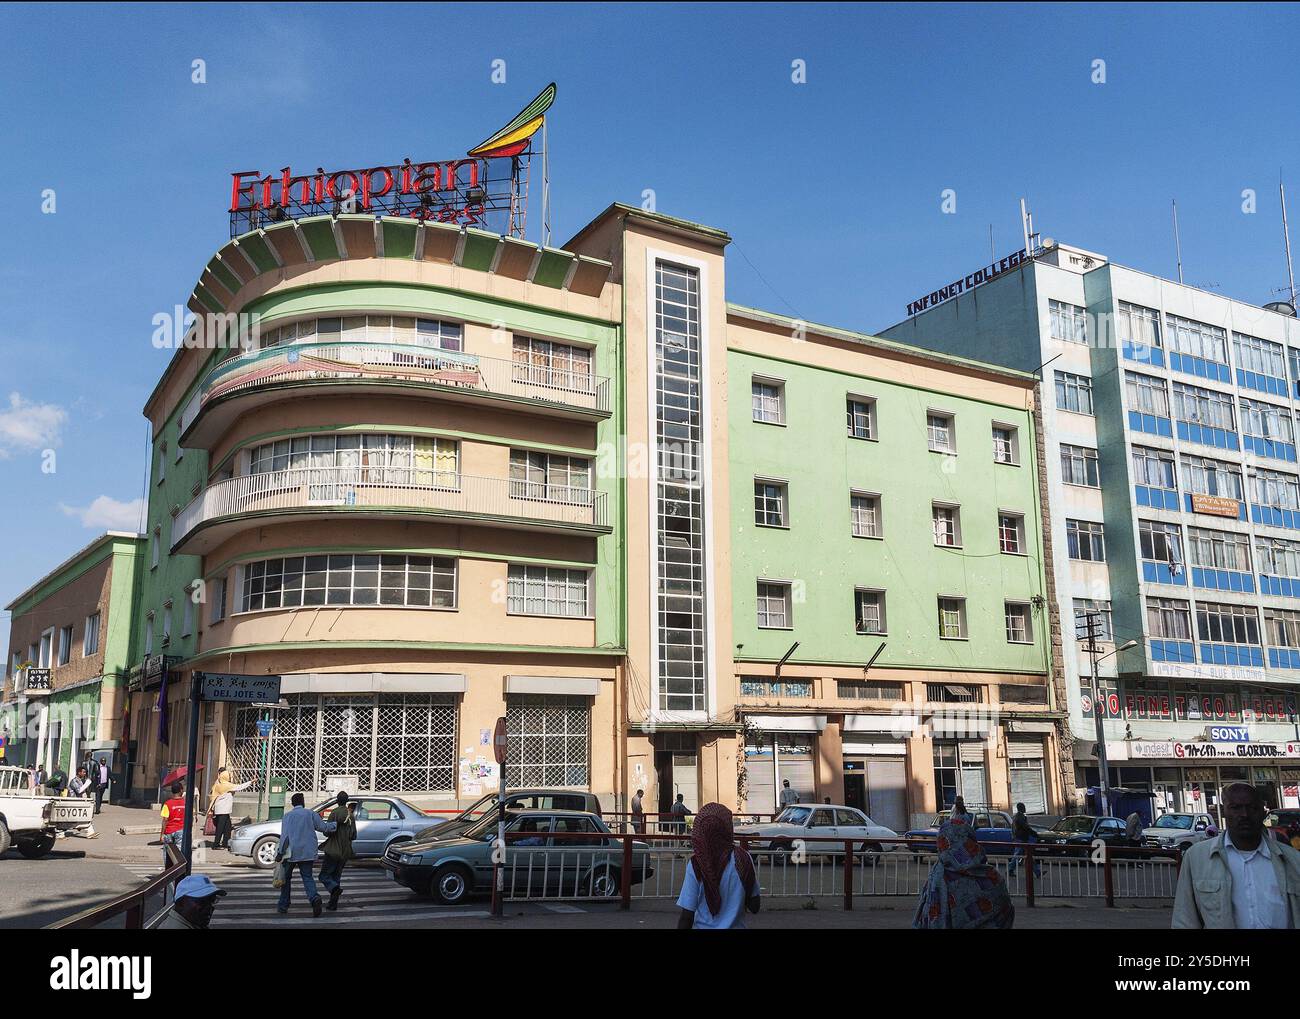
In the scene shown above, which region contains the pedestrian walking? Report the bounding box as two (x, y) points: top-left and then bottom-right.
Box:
(157, 873), (227, 929)
(31, 764), (46, 791)
(276, 792), (336, 918)
(778, 779), (799, 811)
(631, 788), (645, 834)
(68, 767), (93, 798)
(1173, 782), (1300, 928)
(951, 796), (973, 824)
(206, 768), (253, 850)
(319, 792), (357, 912)
(670, 793), (692, 835)
(913, 816), (1014, 929)
(1125, 810), (1143, 844)
(1007, 801), (1041, 879)
(159, 781), (188, 866)
(675, 802), (760, 929)
(93, 758), (109, 813)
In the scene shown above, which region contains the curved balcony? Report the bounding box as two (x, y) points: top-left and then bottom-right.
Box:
(171, 466), (609, 555)
(178, 341), (611, 448)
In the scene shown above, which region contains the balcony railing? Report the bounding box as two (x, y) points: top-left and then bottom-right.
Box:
(171, 466), (607, 548)
(179, 341), (611, 435)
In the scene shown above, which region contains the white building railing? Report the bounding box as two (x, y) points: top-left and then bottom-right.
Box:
(171, 467), (607, 548)
(179, 341), (610, 435)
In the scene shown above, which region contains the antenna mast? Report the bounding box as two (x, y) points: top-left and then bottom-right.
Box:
(1172, 199), (1184, 284)
(1282, 178), (1297, 306)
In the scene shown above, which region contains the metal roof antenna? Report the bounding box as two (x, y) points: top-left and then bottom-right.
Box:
(1281, 175), (1296, 306)
(1172, 199), (1185, 284)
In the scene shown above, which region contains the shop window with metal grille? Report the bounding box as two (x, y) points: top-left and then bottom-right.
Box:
(998, 684), (1049, 705)
(739, 678), (813, 698)
(837, 679), (903, 701)
(927, 682), (983, 703)
(505, 694), (590, 788)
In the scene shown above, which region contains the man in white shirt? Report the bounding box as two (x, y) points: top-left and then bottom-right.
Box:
(778, 780), (799, 811)
(1173, 782), (1300, 928)
(631, 789), (645, 834)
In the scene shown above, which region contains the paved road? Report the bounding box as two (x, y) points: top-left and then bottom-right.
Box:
(0, 849), (143, 928)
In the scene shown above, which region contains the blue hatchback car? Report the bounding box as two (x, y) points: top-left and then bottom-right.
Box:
(904, 808), (1021, 855)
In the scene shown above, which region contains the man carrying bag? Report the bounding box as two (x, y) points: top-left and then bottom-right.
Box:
(319, 791), (358, 912)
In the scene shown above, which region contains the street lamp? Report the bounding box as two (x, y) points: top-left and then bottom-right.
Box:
(1086, 633), (1139, 817)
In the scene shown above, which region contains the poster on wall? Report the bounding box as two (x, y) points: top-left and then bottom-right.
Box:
(458, 753), (499, 798)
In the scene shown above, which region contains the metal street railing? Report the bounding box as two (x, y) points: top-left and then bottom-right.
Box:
(46, 843), (187, 930)
(172, 467), (607, 548)
(180, 341), (610, 435)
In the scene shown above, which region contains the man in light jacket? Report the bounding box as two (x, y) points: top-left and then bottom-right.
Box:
(1173, 782), (1300, 929)
(277, 792), (336, 918)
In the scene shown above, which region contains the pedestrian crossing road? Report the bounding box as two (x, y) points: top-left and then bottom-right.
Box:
(120, 861), (567, 927)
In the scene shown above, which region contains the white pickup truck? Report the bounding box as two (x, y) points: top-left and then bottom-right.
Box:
(0, 765), (95, 858)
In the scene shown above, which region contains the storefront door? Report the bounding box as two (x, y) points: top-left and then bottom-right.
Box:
(865, 759), (907, 832)
(844, 771), (866, 813)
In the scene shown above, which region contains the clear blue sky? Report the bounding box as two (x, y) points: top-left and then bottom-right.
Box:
(3, 2), (1299, 658)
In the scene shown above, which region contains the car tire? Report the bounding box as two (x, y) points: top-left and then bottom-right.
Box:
(858, 842), (883, 866)
(586, 865), (620, 898)
(17, 835), (55, 859)
(0, 819), (12, 856)
(432, 864), (473, 905)
(252, 836), (280, 870)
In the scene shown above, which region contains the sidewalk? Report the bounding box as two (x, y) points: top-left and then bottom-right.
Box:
(68, 803), (188, 864)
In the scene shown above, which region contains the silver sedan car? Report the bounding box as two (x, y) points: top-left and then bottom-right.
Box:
(229, 795), (434, 868)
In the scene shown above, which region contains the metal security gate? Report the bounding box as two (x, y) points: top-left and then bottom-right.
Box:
(227, 693), (457, 793)
(1008, 739), (1046, 813)
(505, 695), (590, 787)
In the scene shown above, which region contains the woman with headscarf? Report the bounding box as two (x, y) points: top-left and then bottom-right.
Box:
(206, 768), (253, 851)
(913, 816), (1015, 929)
(676, 802), (761, 929)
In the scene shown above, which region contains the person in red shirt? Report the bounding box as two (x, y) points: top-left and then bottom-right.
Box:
(159, 782), (187, 867)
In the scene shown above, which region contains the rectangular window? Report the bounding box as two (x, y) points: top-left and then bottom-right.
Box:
(1125, 371), (1170, 417)
(504, 694), (589, 788)
(1186, 527), (1251, 572)
(1167, 314), (1228, 364)
(241, 555), (456, 611)
(1139, 519), (1185, 567)
(1257, 537), (1300, 578)
(506, 565), (591, 618)
(854, 589), (886, 634)
(1253, 468), (1300, 509)
(992, 424), (1019, 465)
(1066, 519), (1106, 562)
(83, 613), (100, 656)
(837, 679), (903, 700)
(57, 625), (73, 666)
(1118, 301), (1162, 350)
(511, 336), (594, 392)
(1196, 601), (1261, 645)
(739, 678), (813, 698)
(1266, 609), (1300, 648)
(182, 594), (194, 637)
(927, 412), (956, 452)
(753, 479), (787, 527)
(210, 577), (227, 624)
(158, 442), (166, 483)
(1073, 599), (1114, 643)
(1240, 397), (1295, 443)
(1182, 454), (1244, 500)
(999, 512), (1025, 554)
(757, 582), (792, 629)
(250, 433), (460, 490)
(938, 597), (967, 639)
(1055, 371), (1094, 414)
(927, 682), (982, 703)
(1172, 381), (1236, 431)
(1060, 443), (1100, 487)
(1146, 597), (1192, 640)
(509, 450), (592, 505)
(1049, 299), (1089, 344)
(846, 397), (876, 440)
(1234, 332), (1287, 378)
(144, 614), (154, 656)
(932, 503), (961, 546)
(752, 378), (785, 424)
(1131, 445), (1176, 490)
(151, 528), (160, 568)
(1005, 602), (1033, 643)
(850, 492), (881, 538)
(162, 605), (172, 645)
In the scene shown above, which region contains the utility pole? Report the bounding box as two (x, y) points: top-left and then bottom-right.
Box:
(1078, 611), (1111, 817)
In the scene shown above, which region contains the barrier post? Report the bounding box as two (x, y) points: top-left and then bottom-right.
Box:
(843, 840), (853, 911)
(1103, 846), (1115, 907)
(1024, 844), (1036, 908)
(620, 833), (633, 910)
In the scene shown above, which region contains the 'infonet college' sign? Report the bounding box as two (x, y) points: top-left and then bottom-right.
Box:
(906, 249), (1029, 317)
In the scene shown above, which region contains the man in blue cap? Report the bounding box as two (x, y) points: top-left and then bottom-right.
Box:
(158, 874), (226, 929)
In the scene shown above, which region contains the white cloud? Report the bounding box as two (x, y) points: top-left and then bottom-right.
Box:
(60, 496), (145, 532)
(0, 391), (67, 458)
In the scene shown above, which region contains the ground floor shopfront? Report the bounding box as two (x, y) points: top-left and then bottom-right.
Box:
(120, 651), (622, 813)
(739, 712), (1065, 831)
(1, 679), (120, 778)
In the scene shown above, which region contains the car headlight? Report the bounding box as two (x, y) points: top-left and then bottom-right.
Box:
(232, 827), (246, 839)
(399, 853), (422, 865)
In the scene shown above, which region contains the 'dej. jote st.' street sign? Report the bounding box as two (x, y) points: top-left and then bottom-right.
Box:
(198, 673), (282, 705)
